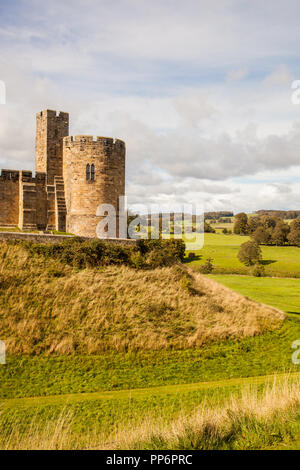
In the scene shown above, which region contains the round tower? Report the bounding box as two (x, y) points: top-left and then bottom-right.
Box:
(63, 135), (125, 237)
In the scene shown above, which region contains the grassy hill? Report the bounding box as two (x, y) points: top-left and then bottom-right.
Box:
(0, 242), (283, 355)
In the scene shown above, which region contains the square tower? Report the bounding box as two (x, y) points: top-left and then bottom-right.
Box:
(35, 110), (69, 185)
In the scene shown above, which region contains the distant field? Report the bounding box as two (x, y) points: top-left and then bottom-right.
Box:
(186, 232), (300, 277)
(209, 274), (300, 315)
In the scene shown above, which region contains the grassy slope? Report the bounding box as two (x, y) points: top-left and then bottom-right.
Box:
(186, 232), (300, 277)
(0, 243), (282, 355)
(1, 315), (299, 399)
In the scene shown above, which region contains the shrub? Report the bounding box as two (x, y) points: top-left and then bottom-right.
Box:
(251, 264), (266, 277)
(130, 251), (145, 269)
(145, 246), (175, 268)
(238, 241), (262, 266)
(198, 258), (214, 274)
(187, 252), (196, 260)
(9, 238), (186, 270)
(180, 274), (193, 294)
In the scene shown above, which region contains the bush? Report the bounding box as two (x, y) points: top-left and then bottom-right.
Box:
(180, 274), (193, 294)
(238, 241), (262, 266)
(187, 252), (196, 260)
(145, 247), (175, 268)
(198, 258), (214, 274)
(251, 264), (265, 277)
(9, 237), (186, 270)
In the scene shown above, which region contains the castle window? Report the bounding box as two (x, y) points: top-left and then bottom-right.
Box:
(86, 164), (90, 180)
(91, 164), (95, 181)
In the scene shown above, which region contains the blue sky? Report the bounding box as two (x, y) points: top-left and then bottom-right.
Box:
(1, 0), (300, 212)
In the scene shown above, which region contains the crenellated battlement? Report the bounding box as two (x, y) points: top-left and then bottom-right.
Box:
(0, 169), (20, 181)
(37, 109), (69, 120)
(63, 135), (125, 149)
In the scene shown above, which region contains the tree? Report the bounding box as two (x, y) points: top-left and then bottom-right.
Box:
(288, 217), (300, 247)
(233, 213), (249, 235)
(238, 241), (262, 266)
(251, 226), (271, 245)
(248, 216), (262, 233)
(204, 221), (215, 233)
(271, 221), (290, 246)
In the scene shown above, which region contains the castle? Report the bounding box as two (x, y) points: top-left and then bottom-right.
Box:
(0, 110), (126, 237)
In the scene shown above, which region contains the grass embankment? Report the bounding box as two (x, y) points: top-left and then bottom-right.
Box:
(186, 232), (300, 277)
(1, 313), (298, 398)
(0, 242), (283, 355)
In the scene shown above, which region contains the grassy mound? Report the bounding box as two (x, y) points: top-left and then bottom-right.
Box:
(0, 241), (284, 355)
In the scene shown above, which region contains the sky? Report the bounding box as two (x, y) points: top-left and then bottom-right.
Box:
(1, 0), (300, 213)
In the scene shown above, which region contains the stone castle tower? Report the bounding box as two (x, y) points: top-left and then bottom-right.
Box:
(0, 109), (126, 238)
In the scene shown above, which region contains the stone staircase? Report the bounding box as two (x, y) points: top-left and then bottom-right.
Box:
(54, 176), (67, 232)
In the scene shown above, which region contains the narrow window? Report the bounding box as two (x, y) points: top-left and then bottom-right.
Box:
(91, 164), (95, 181)
(86, 164), (90, 180)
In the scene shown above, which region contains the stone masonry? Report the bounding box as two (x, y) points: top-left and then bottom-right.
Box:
(0, 110), (126, 237)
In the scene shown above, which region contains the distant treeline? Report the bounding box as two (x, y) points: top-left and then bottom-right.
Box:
(205, 211), (234, 219)
(234, 212), (300, 247)
(255, 210), (300, 219)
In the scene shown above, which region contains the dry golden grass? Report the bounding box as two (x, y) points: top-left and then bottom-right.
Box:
(0, 242), (285, 354)
(1, 375), (299, 450)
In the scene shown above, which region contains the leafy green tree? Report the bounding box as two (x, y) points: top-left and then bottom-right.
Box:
(204, 221), (215, 233)
(251, 226), (271, 245)
(248, 216), (262, 233)
(271, 221), (290, 246)
(233, 212), (249, 235)
(238, 241), (262, 266)
(288, 217), (300, 247)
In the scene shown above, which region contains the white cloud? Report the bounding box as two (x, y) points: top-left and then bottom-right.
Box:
(263, 65), (293, 87)
(226, 68), (248, 82)
(1, 0), (300, 212)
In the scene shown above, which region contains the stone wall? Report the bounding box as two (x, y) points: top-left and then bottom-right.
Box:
(0, 231), (136, 245)
(0, 170), (20, 227)
(18, 171), (48, 230)
(63, 135), (125, 237)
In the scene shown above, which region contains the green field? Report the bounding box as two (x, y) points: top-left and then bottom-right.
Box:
(186, 232), (300, 277)
(209, 274), (300, 315)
